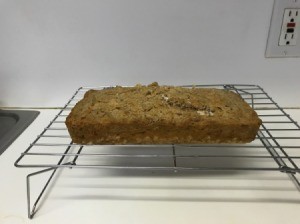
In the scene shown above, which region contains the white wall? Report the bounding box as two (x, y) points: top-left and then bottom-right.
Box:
(0, 0), (299, 107)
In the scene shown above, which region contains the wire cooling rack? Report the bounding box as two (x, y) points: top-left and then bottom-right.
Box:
(15, 84), (300, 219)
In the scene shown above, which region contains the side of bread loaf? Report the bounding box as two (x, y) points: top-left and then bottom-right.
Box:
(65, 83), (262, 144)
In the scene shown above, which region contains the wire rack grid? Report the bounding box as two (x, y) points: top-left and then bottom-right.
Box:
(14, 84), (300, 219)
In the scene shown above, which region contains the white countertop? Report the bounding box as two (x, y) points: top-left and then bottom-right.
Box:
(1, 109), (300, 224)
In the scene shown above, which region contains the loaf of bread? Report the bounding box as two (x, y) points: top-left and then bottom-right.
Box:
(65, 83), (262, 144)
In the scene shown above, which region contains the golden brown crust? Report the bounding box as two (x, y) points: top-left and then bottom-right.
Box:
(65, 83), (262, 144)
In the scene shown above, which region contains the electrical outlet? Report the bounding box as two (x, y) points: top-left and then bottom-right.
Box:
(279, 9), (299, 46)
(265, 0), (300, 57)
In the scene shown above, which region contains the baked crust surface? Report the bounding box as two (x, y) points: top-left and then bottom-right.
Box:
(66, 83), (262, 144)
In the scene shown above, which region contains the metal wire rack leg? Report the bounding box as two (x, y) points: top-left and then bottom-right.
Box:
(257, 131), (300, 190)
(26, 166), (60, 219)
(26, 143), (82, 218)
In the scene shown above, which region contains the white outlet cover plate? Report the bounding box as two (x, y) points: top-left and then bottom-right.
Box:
(265, 0), (300, 58)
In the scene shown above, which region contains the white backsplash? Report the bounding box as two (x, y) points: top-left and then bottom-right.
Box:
(0, 0), (299, 107)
